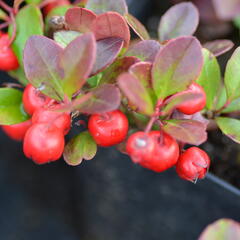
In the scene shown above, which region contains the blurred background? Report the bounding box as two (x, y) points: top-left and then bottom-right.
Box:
(0, 0), (240, 239)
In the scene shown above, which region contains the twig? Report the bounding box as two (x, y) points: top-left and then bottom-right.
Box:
(8, 12), (17, 47)
(0, 0), (12, 13)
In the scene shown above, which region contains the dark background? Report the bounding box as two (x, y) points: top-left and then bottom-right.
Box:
(0, 0), (239, 240)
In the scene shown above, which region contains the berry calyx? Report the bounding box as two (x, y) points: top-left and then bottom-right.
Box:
(32, 107), (71, 135)
(22, 84), (52, 115)
(0, 33), (19, 71)
(177, 82), (206, 115)
(88, 110), (129, 147)
(23, 123), (65, 164)
(43, 0), (70, 16)
(126, 131), (179, 172)
(176, 147), (210, 182)
(2, 119), (32, 141)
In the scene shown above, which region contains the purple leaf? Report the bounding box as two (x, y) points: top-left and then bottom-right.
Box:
(125, 40), (161, 62)
(124, 13), (150, 40)
(59, 33), (96, 97)
(152, 36), (203, 98)
(64, 131), (97, 166)
(158, 2), (199, 42)
(163, 119), (207, 145)
(86, 0), (128, 15)
(91, 37), (124, 75)
(65, 7), (97, 32)
(199, 219), (240, 240)
(23, 35), (64, 101)
(100, 56), (139, 84)
(118, 72), (154, 115)
(203, 40), (234, 57)
(74, 84), (121, 114)
(92, 12), (130, 48)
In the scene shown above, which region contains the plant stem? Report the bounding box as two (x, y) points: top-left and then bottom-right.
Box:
(214, 100), (231, 115)
(0, 21), (10, 30)
(0, 1), (13, 13)
(8, 12), (16, 47)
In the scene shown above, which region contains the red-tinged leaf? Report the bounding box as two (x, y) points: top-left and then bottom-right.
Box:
(59, 33), (96, 97)
(124, 13), (150, 40)
(125, 40), (161, 62)
(203, 40), (234, 57)
(152, 36), (203, 99)
(14, 0), (24, 12)
(199, 219), (240, 240)
(23, 36), (64, 101)
(100, 56), (139, 84)
(54, 30), (81, 48)
(65, 7), (97, 32)
(86, 0), (128, 15)
(212, 0), (240, 20)
(158, 2), (199, 42)
(163, 119), (207, 145)
(162, 92), (203, 116)
(73, 84), (121, 114)
(91, 37), (124, 75)
(92, 12), (130, 48)
(118, 72), (154, 116)
(64, 131), (97, 166)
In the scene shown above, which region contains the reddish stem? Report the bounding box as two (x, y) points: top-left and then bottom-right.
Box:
(38, 0), (58, 9)
(0, 1), (13, 13)
(8, 12), (16, 47)
(0, 21), (10, 30)
(214, 100), (231, 115)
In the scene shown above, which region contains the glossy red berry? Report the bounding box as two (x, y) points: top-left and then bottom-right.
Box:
(176, 147), (210, 182)
(126, 131), (179, 172)
(32, 107), (71, 135)
(0, 33), (19, 71)
(23, 123), (65, 164)
(88, 110), (129, 147)
(23, 84), (52, 115)
(2, 119), (32, 141)
(43, 0), (70, 15)
(177, 82), (206, 115)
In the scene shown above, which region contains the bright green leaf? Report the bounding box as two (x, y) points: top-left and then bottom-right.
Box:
(196, 48), (221, 110)
(63, 131), (97, 166)
(25, 0), (42, 3)
(9, 67), (28, 86)
(222, 98), (240, 113)
(0, 88), (29, 125)
(87, 73), (102, 88)
(54, 30), (81, 48)
(0, 8), (8, 20)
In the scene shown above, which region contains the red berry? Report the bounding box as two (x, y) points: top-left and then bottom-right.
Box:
(43, 0), (70, 15)
(88, 110), (129, 147)
(32, 107), (71, 135)
(126, 131), (179, 172)
(176, 147), (210, 182)
(0, 33), (19, 71)
(23, 123), (65, 164)
(23, 84), (52, 115)
(177, 82), (206, 115)
(2, 119), (32, 141)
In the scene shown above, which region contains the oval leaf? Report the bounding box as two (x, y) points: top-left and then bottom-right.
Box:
(203, 40), (234, 57)
(65, 7), (97, 32)
(64, 131), (97, 166)
(158, 2), (199, 42)
(216, 117), (240, 144)
(224, 47), (240, 102)
(196, 48), (221, 110)
(75, 84), (121, 114)
(92, 12), (130, 48)
(124, 13), (150, 40)
(86, 0), (128, 15)
(59, 33), (96, 97)
(0, 88), (29, 125)
(125, 40), (161, 62)
(163, 119), (207, 145)
(199, 219), (240, 240)
(23, 35), (64, 101)
(152, 36), (203, 99)
(118, 72), (154, 116)
(91, 37), (124, 75)
(222, 98), (240, 113)
(54, 30), (81, 48)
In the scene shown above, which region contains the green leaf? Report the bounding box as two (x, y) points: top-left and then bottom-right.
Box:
(222, 98), (240, 113)
(63, 131), (97, 166)
(54, 30), (81, 48)
(234, 15), (240, 28)
(224, 47), (240, 102)
(0, 8), (8, 20)
(0, 88), (29, 125)
(25, 0), (42, 3)
(9, 67), (28, 86)
(9, 4), (43, 66)
(87, 73), (102, 88)
(152, 36), (203, 99)
(196, 48), (221, 110)
(199, 218), (240, 240)
(216, 117), (240, 143)
(215, 84), (227, 111)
